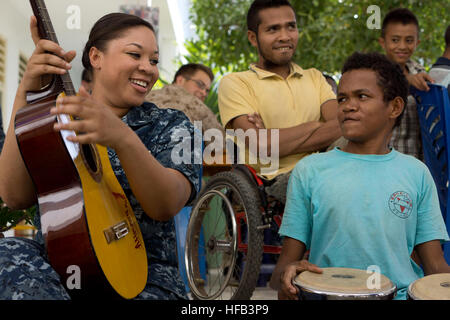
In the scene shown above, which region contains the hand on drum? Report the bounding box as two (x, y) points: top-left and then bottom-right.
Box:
(279, 260), (323, 300)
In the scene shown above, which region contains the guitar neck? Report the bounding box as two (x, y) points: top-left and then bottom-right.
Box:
(30, 0), (76, 96)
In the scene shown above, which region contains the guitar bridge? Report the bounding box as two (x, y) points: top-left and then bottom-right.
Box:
(104, 221), (129, 244)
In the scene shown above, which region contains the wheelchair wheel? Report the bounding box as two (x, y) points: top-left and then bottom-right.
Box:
(185, 170), (264, 300)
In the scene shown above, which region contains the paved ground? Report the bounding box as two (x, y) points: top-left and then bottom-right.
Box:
(251, 285), (278, 300)
(187, 284), (278, 300)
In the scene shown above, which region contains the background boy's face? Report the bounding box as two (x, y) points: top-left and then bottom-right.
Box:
(379, 22), (420, 66)
(337, 69), (398, 143)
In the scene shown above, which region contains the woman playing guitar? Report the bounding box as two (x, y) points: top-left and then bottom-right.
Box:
(0, 12), (200, 300)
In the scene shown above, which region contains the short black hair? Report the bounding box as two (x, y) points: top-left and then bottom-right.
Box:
(247, 0), (295, 33)
(445, 25), (450, 48)
(341, 52), (409, 128)
(172, 63), (214, 83)
(381, 8), (419, 38)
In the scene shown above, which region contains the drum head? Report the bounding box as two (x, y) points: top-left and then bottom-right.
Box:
(294, 267), (396, 299)
(408, 273), (450, 300)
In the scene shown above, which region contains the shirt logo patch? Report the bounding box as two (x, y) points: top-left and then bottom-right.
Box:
(388, 191), (413, 219)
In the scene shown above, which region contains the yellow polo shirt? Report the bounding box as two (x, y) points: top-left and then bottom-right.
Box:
(218, 63), (336, 179)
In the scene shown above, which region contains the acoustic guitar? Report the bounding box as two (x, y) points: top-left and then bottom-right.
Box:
(14, 0), (148, 299)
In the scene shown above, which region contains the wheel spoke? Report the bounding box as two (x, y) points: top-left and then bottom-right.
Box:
(185, 173), (264, 300)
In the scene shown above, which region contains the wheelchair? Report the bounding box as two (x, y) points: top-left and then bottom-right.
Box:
(184, 163), (285, 300)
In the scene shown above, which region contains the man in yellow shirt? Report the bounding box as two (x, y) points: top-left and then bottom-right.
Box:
(218, 0), (341, 202)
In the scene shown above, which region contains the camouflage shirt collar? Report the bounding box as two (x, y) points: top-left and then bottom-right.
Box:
(121, 102), (159, 127)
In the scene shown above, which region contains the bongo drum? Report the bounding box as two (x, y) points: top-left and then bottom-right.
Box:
(407, 274), (450, 300)
(293, 267), (397, 300)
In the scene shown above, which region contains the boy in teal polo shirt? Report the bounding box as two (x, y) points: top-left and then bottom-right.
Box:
(270, 52), (450, 300)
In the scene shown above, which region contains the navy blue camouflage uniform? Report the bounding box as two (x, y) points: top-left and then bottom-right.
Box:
(0, 102), (201, 300)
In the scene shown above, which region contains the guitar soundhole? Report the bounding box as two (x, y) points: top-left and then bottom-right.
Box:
(82, 144), (98, 172)
(81, 144), (102, 182)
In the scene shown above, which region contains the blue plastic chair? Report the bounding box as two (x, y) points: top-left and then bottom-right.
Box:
(411, 83), (450, 263)
(174, 140), (205, 293)
(175, 207), (192, 292)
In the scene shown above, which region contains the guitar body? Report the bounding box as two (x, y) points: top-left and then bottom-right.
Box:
(14, 0), (148, 300)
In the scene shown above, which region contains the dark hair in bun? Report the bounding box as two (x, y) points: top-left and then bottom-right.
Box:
(82, 13), (155, 72)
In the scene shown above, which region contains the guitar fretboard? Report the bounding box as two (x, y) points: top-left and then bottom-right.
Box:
(31, 0), (76, 96)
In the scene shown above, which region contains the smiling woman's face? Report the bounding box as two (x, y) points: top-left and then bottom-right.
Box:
(91, 26), (159, 115)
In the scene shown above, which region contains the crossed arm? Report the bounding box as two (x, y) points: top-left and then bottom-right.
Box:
(230, 99), (342, 158)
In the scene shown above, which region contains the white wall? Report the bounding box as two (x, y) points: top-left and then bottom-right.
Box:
(0, 0), (191, 131)
(0, 0), (35, 131)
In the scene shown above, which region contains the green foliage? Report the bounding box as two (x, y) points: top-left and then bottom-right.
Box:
(186, 0), (449, 76)
(0, 198), (36, 233)
(153, 77), (169, 90)
(183, 0), (449, 116)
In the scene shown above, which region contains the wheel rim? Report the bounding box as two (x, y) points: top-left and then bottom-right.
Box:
(185, 188), (239, 300)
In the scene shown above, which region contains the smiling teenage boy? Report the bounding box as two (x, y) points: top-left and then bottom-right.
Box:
(270, 52), (450, 300)
(378, 8), (434, 160)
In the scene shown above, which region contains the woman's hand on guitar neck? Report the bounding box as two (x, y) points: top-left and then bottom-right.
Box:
(20, 16), (76, 93)
(1, 16), (77, 209)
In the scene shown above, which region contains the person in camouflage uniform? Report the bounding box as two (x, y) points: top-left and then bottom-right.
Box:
(146, 64), (224, 137)
(0, 13), (200, 300)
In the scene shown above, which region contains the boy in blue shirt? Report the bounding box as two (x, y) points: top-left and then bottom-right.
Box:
(270, 52), (450, 300)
